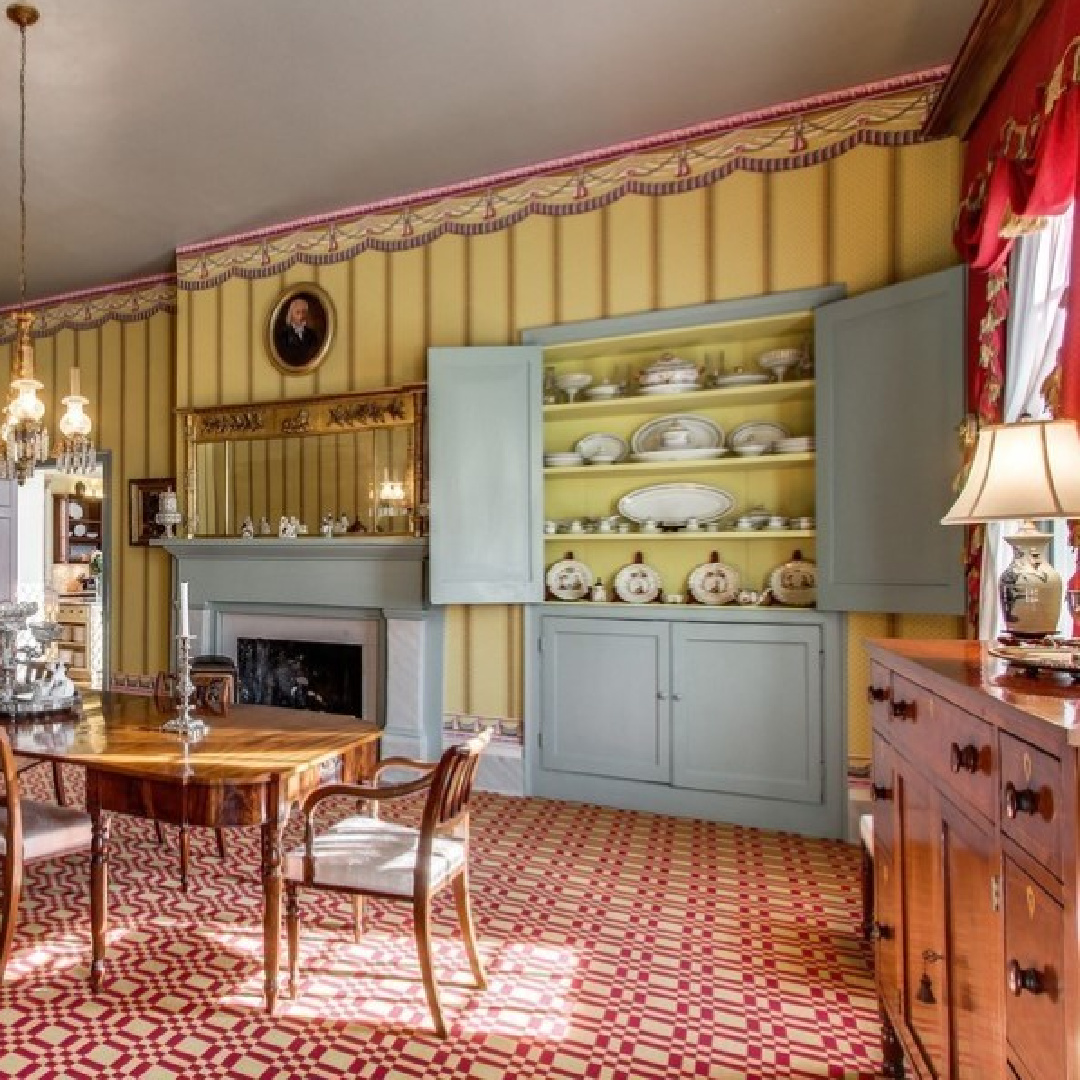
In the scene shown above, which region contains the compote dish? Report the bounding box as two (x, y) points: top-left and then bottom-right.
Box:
(553, 371), (593, 403)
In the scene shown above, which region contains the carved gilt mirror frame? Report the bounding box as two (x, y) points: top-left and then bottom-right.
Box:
(178, 384), (426, 539)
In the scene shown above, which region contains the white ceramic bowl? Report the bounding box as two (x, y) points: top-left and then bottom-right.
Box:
(733, 443), (768, 456)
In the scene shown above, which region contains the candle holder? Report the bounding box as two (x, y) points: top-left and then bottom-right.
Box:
(160, 632), (207, 739)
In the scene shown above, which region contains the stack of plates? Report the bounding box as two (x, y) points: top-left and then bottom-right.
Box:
(638, 381), (701, 395)
(544, 451), (584, 467)
(773, 436), (816, 454)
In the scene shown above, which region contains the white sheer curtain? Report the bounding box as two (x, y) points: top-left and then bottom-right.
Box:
(980, 203), (1075, 639)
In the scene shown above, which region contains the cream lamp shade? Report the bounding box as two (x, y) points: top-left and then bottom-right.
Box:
(942, 417), (1080, 638)
(942, 418), (1080, 523)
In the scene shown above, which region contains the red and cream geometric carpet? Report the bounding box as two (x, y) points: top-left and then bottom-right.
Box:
(0, 770), (879, 1079)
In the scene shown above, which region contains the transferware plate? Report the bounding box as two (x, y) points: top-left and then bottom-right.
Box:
(630, 414), (723, 454)
(614, 561), (662, 604)
(688, 559), (741, 605)
(545, 558), (594, 601)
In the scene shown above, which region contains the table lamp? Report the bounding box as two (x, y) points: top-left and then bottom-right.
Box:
(942, 417), (1080, 638)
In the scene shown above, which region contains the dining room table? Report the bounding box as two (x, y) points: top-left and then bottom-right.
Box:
(5, 692), (380, 1012)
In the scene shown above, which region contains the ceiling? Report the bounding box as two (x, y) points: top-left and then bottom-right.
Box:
(0, 0), (981, 308)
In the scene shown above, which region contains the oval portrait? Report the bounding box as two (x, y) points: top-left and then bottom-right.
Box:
(266, 283), (335, 375)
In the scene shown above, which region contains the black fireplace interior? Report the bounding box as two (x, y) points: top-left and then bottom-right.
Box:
(236, 637), (363, 716)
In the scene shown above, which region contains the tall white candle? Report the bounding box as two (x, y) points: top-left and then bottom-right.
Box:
(179, 581), (189, 637)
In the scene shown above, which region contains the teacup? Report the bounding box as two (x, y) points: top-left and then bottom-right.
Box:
(768, 516), (787, 529)
(665, 593), (684, 604)
(685, 517), (700, 531)
(544, 520), (558, 535)
(568, 520), (584, 534)
(661, 428), (691, 449)
(643, 519), (660, 533)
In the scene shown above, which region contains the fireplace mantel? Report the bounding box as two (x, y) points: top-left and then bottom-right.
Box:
(154, 536), (441, 760)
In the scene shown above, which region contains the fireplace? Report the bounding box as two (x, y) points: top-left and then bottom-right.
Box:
(237, 638), (364, 714)
(156, 537), (442, 760)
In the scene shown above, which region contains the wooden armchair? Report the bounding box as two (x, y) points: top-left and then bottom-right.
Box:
(284, 727), (492, 1037)
(0, 726), (92, 983)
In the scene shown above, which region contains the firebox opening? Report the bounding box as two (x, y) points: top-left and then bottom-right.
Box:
(236, 637), (364, 717)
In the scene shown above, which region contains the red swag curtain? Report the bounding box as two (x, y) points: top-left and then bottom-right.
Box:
(952, 7), (1080, 630)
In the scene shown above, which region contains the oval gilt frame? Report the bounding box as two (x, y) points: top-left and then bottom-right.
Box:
(266, 283), (335, 375)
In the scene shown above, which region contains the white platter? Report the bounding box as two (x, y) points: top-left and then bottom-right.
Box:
(714, 372), (772, 388)
(729, 421), (791, 449)
(688, 559), (741, 605)
(630, 414), (723, 454)
(614, 562), (662, 604)
(637, 383), (701, 395)
(546, 558), (594, 601)
(767, 552), (817, 607)
(617, 483), (735, 527)
(629, 448), (729, 463)
(575, 432), (629, 463)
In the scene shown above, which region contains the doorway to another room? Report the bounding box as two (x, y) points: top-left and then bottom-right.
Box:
(13, 463), (108, 690)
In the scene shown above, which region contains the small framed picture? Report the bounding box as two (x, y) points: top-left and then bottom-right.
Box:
(129, 478), (175, 546)
(266, 283), (335, 375)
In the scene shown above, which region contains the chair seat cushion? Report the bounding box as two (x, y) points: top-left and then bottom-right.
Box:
(285, 815), (465, 897)
(0, 800), (92, 860)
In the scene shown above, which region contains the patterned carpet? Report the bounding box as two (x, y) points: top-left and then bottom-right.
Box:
(0, 767), (880, 1079)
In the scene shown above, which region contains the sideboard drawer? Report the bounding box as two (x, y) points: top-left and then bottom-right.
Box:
(935, 698), (995, 823)
(1000, 733), (1062, 881)
(1004, 857), (1066, 1080)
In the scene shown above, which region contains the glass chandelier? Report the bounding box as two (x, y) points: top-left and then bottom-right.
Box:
(2, 4), (95, 484)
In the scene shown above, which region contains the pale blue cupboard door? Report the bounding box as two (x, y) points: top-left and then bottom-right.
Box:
(428, 346), (543, 604)
(540, 617), (670, 783)
(671, 622), (823, 803)
(816, 266), (966, 614)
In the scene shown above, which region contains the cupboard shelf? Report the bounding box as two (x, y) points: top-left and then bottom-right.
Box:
(543, 379), (814, 418)
(544, 452), (815, 479)
(545, 530), (816, 542)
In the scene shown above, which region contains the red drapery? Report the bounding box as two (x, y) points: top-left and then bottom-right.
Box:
(952, 3), (1080, 631)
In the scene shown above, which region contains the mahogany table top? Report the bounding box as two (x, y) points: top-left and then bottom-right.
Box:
(867, 638), (1080, 742)
(3, 692), (379, 784)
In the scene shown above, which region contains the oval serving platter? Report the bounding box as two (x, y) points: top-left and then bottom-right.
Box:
(630, 414), (723, 454)
(617, 483), (734, 527)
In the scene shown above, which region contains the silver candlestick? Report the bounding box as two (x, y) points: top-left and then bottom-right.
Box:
(160, 632), (207, 739)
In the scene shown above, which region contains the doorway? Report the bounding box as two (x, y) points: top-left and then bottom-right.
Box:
(12, 458), (109, 690)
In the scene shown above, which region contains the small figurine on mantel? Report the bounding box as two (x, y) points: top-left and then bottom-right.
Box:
(259, 515), (272, 536)
(335, 513), (349, 536)
(240, 516), (254, 539)
(320, 512), (335, 538)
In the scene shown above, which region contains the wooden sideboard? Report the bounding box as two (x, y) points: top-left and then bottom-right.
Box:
(866, 638), (1080, 1080)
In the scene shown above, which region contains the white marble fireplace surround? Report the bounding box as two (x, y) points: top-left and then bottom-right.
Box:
(156, 538), (443, 761)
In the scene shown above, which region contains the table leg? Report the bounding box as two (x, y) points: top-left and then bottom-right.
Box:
(89, 807), (111, 992)
(261, 785), (286, 1013)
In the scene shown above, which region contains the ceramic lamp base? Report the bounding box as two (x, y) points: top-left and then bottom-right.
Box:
(999, 525), (1062, 638)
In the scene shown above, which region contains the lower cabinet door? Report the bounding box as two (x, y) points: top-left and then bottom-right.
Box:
(670, 622), (823, 802)
(899, 767), (949, 1080)
(942, 802), (1004, 1079)
(539, 617), (670, 782)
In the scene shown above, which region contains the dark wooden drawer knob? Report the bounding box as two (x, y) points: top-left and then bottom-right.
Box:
(949, 742), (980, 774)
(1007, 959), (1045, 996)
(1004, 781), (1041, 819)
(890, 699), (915, 720)
(871, 783), (892, 802)
(870, 921), (893, 942)
(867, 685), (890, 703)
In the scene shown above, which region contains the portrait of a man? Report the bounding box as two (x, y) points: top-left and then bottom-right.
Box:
(267, 284), (334, 374)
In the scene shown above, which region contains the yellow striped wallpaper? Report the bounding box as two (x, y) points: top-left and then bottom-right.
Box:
(176, 137), (965, 762)
(0, 309), (176, 680)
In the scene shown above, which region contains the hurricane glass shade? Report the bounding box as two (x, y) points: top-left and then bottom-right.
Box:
(941, 419), (1080, 524)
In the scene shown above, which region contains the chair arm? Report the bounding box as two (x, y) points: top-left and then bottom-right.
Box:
(299, 774), (433, 819)
(372, 755), (440, 781)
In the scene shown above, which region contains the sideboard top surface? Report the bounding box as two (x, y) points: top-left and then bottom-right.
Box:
(867, 638), (1080, 742)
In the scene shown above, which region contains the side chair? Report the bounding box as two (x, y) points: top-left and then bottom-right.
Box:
(284, 726), (493, 1038)
(0, 726), (93, 983)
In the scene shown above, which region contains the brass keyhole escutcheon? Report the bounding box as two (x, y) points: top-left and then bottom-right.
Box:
(1027, 885), (1037, 920)
(1023, 752), (1033, 782)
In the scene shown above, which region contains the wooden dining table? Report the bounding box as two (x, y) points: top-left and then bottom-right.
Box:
(5, 692), (380, 1012)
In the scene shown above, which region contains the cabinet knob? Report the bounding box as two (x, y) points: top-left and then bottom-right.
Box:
(1004, 781), (1041, 819)
(871, 783), (892, 802)
(656, 690), (667, 701)
(870, 921), (893, 942)
(949, 742), (980, 774)
(670, 692), (682, 702)
(867, 685), (890, 703)
(1007, 959), (1045, 996)
(890, 699), (915, 720)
